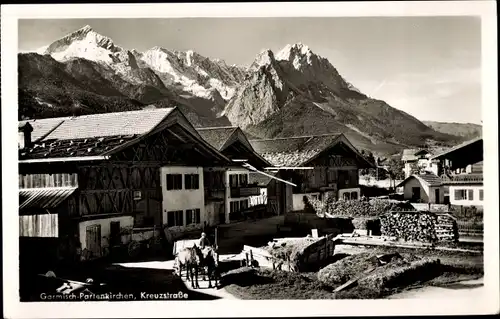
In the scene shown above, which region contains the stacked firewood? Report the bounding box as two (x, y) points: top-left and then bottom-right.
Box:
(434, 213), (459, 242)
(305, 196), (413, 218)
(379, 211), (439, 243)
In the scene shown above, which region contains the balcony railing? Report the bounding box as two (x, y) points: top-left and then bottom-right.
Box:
(230, 184), (261, 198)
(204, 187), (225, 201)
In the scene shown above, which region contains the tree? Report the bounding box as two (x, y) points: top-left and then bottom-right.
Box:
(386, 158), (405, 180)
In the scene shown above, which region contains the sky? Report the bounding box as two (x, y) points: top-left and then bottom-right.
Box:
(18, 17), (482, 124)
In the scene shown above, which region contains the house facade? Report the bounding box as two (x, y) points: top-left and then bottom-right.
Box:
(401, 149), (439, 179)
(397, 137), (484, 207)
(197, 126), (272, 223)
(446, 176), (484, 207)
(397, 173), (445, 204)
(432, 137), (484, 208)
(250, 134), (375, 214)
(18, 108), (231, 262)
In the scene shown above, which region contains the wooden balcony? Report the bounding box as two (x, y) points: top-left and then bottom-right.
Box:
(230, 184), (261, 198)
(204, 188), (225, 202)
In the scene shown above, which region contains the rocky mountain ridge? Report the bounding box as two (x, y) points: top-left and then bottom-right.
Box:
(19, 25), (464, 155)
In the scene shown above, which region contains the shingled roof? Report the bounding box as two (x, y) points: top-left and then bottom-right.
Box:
(248, 171), (275, 187)
(249, 134), (374, 168)
(18, 108), (229, 163)
(196, 127), (238, 151)
(197, 126), (271, 168)
(397, 173), (443, 188)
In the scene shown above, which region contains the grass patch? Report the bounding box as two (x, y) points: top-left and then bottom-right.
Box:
(358, 257), (442, 292)
(223, 268), (333, 300)
(317, 252), (379, 287)
(221, 246), (483, 300)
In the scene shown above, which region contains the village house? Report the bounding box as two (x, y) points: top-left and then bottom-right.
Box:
(18, 108), (232, 263)
(432, 137), (483, 207)
(396, 137), (483, 207)
(396, 173), (445, 204)
(196, 126), (273, 223)
(249, 134), (375, 214)
(401, 148), (439, 179)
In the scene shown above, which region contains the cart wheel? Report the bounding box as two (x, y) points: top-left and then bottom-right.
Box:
(149, 236), (163, 254)
(102, 247), (110, 258)
(128, 241), (141, 259)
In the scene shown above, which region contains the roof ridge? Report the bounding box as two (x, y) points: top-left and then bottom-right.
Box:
(22, 108), (174, 124)
(249, 133), (341, 142)
(196, 126), (239, 131)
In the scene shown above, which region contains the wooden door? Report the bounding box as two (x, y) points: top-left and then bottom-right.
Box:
(435, 189), (440, 204)
(411, 187), (421, 202)
(110, 221), (121, 246)
(86, 224), (101, 258)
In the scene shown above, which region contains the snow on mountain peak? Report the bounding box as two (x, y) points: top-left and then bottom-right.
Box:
(185, 50), (194, 66)
(275, 43), (317, 70)
(251, 49), (276, 68)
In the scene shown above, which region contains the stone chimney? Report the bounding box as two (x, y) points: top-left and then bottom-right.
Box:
(18, 122), (34, 149)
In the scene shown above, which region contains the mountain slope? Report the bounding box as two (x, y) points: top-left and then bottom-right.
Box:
(225, 44), (461, 153)
(18, 53), (230, 127)
(423, 121), (482, 139)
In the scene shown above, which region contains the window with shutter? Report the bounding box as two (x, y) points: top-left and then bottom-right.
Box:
(166, 174), (182, 190)
(195, 209), (201, 224)
(454, 189), (467, 200)
(229, 174), (238, 188)
(167, 210), (184, 226)
(468, 189), (474, 201)
(185, 174), (199, 190)
(479, 189), (484, 201)
(186, 209), (193, 225)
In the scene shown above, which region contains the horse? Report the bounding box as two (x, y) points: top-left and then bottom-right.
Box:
(201, 246), (220, 289)
(176, 245), (203, 289)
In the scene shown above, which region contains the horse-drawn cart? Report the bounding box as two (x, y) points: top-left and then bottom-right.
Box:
(172, 239), (200, 275)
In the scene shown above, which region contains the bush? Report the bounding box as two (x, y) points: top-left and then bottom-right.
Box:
(450, 205), (483, 222)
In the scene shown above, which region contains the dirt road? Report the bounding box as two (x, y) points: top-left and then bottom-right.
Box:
(116, 259), (238, 300)
(388, 278), (485, 299)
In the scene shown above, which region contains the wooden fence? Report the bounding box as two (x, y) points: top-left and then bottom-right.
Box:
(456, 220), (483, 237)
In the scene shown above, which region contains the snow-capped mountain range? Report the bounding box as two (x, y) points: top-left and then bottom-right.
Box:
(35, 25), (246, 108)
(19, 25), (463, 155)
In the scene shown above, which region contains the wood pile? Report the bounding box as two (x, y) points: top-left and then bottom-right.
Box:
(379, 211), (459, 243)
(434, 213), (459, 242)
(305, 196), (413, 218)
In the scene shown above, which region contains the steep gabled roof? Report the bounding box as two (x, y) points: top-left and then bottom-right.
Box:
(197, 126), (271, 167)
(196, 126), (238, 151)
(19, 108), (230, 164)
(249, 133), (374, 168)
(248, 171), (275, 187)
(20, 108), (175, 143)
